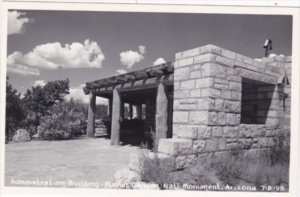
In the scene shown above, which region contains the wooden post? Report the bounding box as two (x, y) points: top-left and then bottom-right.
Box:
(111, 89), (121, 145)
(129, 104), (133, 119)
(155, 83), (168, 146)
(108, 98), (112, 120)
(136, 104), (142, 119)
(87, 92), (96, 137)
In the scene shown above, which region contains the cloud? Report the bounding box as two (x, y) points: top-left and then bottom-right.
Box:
(116, 69), (127, 75)
(120, 45), (146, 69)
(8, 10), (31, 35)
(33, 80), (46, 87)
(138, 45), (146, 55)
(7, 39), (105, 76)
(65, 84), (108, 105)
(153, 57), (166, 66)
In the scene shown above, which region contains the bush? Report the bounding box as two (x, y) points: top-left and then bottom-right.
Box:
(138, 150), (175, 189)
(38, 100), (87, 140)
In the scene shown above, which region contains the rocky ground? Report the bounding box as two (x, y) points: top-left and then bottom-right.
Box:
(5, 137), (142, 188)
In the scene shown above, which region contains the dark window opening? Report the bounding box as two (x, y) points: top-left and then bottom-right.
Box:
(241, 78), (275, 124)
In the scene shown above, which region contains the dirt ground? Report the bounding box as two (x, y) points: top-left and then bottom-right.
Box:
(5, 137), (142, 188)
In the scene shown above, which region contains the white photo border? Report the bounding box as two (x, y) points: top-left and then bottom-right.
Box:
(0, 2), (299, 197)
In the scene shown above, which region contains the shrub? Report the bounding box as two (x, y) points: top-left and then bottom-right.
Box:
(38, 100), (86, 140)
(211, 151), (249, 186)
(138, 150), (175, 189)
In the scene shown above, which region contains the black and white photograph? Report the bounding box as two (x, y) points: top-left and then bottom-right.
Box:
(0, 2), (299, 197)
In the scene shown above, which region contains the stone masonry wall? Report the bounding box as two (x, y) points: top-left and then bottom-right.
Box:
(158, 44), (291, 169)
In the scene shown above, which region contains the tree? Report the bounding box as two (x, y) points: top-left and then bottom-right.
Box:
(38, 99), (87, 140)
(22, 79), (70, 135)
(5, 77), (25, 141)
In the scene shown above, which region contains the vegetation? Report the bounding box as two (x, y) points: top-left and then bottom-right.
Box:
(137, 133), (290, 191)
(5, 78), (98, 141)
(6, 77), (25, 142)
(37, 99), (87, 140)
(21, 79), (70, 135)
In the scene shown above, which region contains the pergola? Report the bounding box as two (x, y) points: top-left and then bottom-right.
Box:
(83, 62), (174, 146)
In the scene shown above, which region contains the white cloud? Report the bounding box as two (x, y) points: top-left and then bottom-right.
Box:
(8, 11), (31, 35)
(120, 45), (146, 69)
(65, 84), (108, 105)
(138, 45), (146, 55)
(116, 69), (127, 75)
(153, 57), (166, 66)
(7, 60), (40, 76)
(7, 39), (105, 76)
(33, 80), (46, 87)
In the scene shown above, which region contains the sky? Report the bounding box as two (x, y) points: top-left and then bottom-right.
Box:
(6, 10), (292, 104)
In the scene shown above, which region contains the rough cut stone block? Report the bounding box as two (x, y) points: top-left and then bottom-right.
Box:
(224, 100), (240, 113)
(182, 47), (200, 58)
(229, 81), (242, 91)
(173, 111), (189, 123)
(174, 67), (190, 80)
(178, 57), (194, 67)
(206, 139), (218, 152)
(197, 98), (214, 110)
(215, 99), (224, 111)
(190, 70), (201, 78)
(239, 139), (253, 149)
(194, 54), (215, 64)
(224, 126), (238, 138)
(243, 56), (254, 65)
(218, 112), (226, 125)
(215, 56), (235, 67)
(221, 90), (231, 100)
(236, 53), (244, 62)
(173, 125), (198, 139)
(199, 44), (222, 54)
(209, 89), (221, 98)
(218, 139), (227, 150)
(212, 127), (223, 137)
(195, 78), (213, 88)
(214, 84), (228, 90)
(208, 112), (218, 125)
(239, 125), (251, 138)
(221, 49), (237, 60)
(190, 89), (201, 98)
(175, 52), (182, 60)
(190, 111), (208, 125)
(226, 113), (236, 125)
(180, 80), (195, 89)
(175, 155), (197, 169)
(158, 138), (192, 156)
(174, 89), (190, 99)
(257, 138), (269, 148)
(206, 63), (228, 77)
(231, 91), (241, 100)
(214, 78), (229, 85)
(198, 126), (212, 139)
(192, 140), (206, 153)
(251, 126), (265, 137)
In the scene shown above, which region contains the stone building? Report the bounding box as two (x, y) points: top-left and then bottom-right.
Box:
(84, 44), (291, 168)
